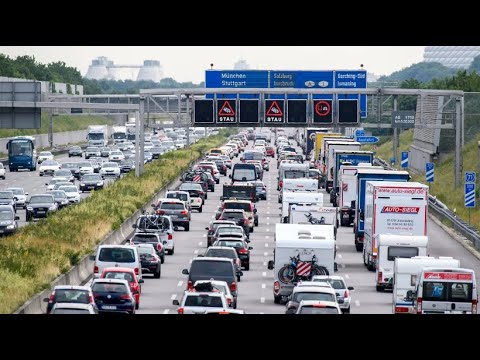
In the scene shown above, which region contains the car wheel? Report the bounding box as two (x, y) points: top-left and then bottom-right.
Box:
(237, 275), (241, 282)
(161, 256), (165, 264)
(216, 179), (220, 184)
(154, 266), (161, 278)
(250, 227), (254, 233)
(39, 173), (43, 177)
(343, 307), (350, 314)
(274, 295), (282, 304)
(184, 223), (190, 231)
(198, 206), (203, 213)
(244, 263), (250, 271)
(135, 301), (139, 310)
(255, 220), (258, 227)
(170, 247), (174, 255)
(376, 285), (383, 292)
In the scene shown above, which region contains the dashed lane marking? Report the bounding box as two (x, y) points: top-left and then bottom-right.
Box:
(262, 283), (266, 289)
(177, 281), (183, 287)
(170, 294), (177, 300)
(199, 242), (203, 246)
(264, 252), (268, 256)
(194, 249), (199, 254)
(265, 243), (269, 247)
(263, 261), (267, 266)
(202, 234), (206, 237)
(355, 300), (360, 307)
(266, 228), (270, 232)
(265, 235), (270, 239)
(262, 272), (267, 277)
(338, 254), (343, 259)
(260, 297), (265, 303)
(267, 211), (270, 214)
(163, 309), (170, 314)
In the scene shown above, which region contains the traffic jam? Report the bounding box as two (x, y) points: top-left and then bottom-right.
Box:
(36, 126), (477, 315)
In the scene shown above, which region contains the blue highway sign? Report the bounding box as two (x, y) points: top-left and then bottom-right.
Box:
(401, 152), (408, 168)
(426, 162), (434, 182)
(465, 183), (476, 208)
(356, 136), (379, 144)
(465, 172), (476, 184)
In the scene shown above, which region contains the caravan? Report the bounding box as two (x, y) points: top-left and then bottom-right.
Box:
(278, 178), (318, 203)
(281, 191), (323, 223)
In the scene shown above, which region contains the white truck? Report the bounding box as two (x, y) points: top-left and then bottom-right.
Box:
(319, 137), (353, 175)
(324, 140), (360, 193)
(86, 125), (108, 147)
(126, 120), (136, 144)
(392, 256), (459, 314)
(279, 178), (318, 203)
(375, 234), (428, 292)
(267, 224), (335, 304)
(281, 191), (323, 223)
(112, 126), (127, 145)
(363, 181), (428, 271)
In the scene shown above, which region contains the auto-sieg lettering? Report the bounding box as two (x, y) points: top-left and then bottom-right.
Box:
(381, 206), (420, 214)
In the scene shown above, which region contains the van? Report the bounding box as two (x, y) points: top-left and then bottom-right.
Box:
(278, 163), (309, 191)
(92, 245), (142, 280)
(375, 234), (428, 292)
(230, 163), (257, 183)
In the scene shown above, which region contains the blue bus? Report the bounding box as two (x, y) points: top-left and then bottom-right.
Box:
(6, 136), (37, 171)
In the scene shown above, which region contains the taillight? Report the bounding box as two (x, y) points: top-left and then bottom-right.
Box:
(238, 248), (248, 254)
(273, 281), (280, 295)
(156, 210), (165, 215)
(198, 191), (204, 196)
(359, 235), (364, 243)
(120, 294), (131, 300)
(230, 282), (237, 292)
(94, 266), (99, 273)
(177, 307), (184, 314)
(244, 219), (248, 225)
(417, 297), (422, 314)
(49, 291), (55, 304)
(473, 299), (478, 314)
(279, 181), (283, 188)
(187, 281), (193, 290)
(156, 243), (162, 251)
(180, 210), (188, 215)
(395, 306), (409, 313)
(227, 298), (232, 305)
(249, 204), (253, 212)
(89, 295), (94, 303)
(134, 268), (139, 275)
(168, 233), (173, 240)
(378, 271), (382, 284)
(344, 290), (349, 298)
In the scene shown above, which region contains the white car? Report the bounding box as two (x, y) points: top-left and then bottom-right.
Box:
(57, 185), (81, 203)
(162, 140), (175, 152)
(193, 280), (235, 308)
(143, 142), (154, 152)
(100, 162), (121, 179)
(6, 187), (28, 209)
(174, 139), (185, 149)
(0, 163), (5, 180)
(295, 300), (342, 314)
(46, 177), (69, 191)
(219, 155), (232, 169)
(173, 290), (228, 314)
(37, 151), (54, 164)
(39, 160), (61, 176)
(109, 151), (125, 162)
(78, 161), (94, 175)
(311, 275), (354, 313)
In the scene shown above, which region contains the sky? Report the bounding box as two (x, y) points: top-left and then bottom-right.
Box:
(0, 46), (425, 83)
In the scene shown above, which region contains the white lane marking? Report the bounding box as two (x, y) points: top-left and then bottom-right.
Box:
(265, 235), (270, 239)
(263, 261), (267, 266)
(260, 297), (265, 303)
(264, 252), (268, 256)
(262, 283), (266, 289)
(211, 215), (214, 218)
(163, 309), (170, 314)
(170, 294), (177, 300)
(341, 263), (346, 269)
(266, 228), (270, 232)
(199, 241), (203, 246)
(202, 234), (206, 237)
(355, 300), (360, 307)
(345, 274), (350, 279)
(194, 249), (199, 254)
(259, 312), (265, 314)
(262, 272), (267, 277)
(267, 222), (270, 226)
(177, 281), (183, 287)
(265, 243), (269, 248)
(267, 211), (270, 214)
(267, 217), (270, 220)
(338, 254), (343, 259)
(189, 259), (193, 264)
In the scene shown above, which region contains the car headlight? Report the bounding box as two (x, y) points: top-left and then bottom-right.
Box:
(7, 224), (15, 229)
(80, 183), (85, 187)
(49, 205), (56, 210)
(97, 182), (103, 186)
(26, 207), (33, 211)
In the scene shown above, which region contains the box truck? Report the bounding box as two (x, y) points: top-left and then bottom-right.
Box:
(324, 141), (360, 193)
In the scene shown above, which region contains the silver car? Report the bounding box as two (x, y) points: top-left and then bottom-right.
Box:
(311, 275), (354, 313)
(6, 187), (28, 209)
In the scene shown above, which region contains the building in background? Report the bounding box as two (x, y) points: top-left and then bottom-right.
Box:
(233, 59), (250, 70)
(423, 46), (480, 69)
(85, 57), (164, 82)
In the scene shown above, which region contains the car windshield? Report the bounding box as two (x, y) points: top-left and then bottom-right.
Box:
(58, 186), (77, 193)
(293, 292), (336, 303)
(222, 212), (243, 219)
(232, 167), (256, 182)
(205, 249), (237, 259)
(103, 163), (119, 168)
(111, 151), (123, 156)
(6, 188), (23, 195)
(86, 147), (98, 152)
(0, 192), (13, 199)
(48, 191), (66, 199)
(167, 193), (188, 202)
(30, 196), (54, 204)
(52, 308), (91, 314)
(0, 210), (13, 220)
(184, 295), (224, 307)
(78, 162), (92, 168)
(224, 203), (251, 212)
(132, 235), (157, 243)
(42, 160), (57, 166)
(83, 175), (101, 181)
(217, 241), (244, 248)
(180, 184), (202, 191)
(103, 271), (135, 282)
(160, 202), (184, 210)
(70, 147), (81, 151)
(136, 246), (156, 255)
(299, 306), (339, 314)
(218, 227), (242, 235)
(244, 152), (263, 161)
(190, 260), (233, 277)
(284, 170), (308, 179)
(54, 289), (90, 304)
(40, 152), (52, 156)
(98, 248), (135, 263)
(55, 170), (71, 176)
(62, 163), (78, 169)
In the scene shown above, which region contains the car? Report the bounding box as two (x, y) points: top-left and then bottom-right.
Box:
(100, 147), (111, 157)
(205, 220), (236, 247)
(250, 181), (267, 201)
(285, 286), (338, 314)
(182, 257), (241, 308)
(39, 160), (61, 176)
(109, 150), (125, 162)
(57, 185), (81, 203)
(0, 205), (19, 235)
(92, 245), (142, 280)
(311, 275), (354, 313)
(207, 158), (227, 176)
(173, 288), (229, 314)
(45, 178), (68, 191)
(154, 198), (191, 231)
(132, 214), (175, 255)
(91, 278), (136, 314)
(37, 151), (54, 164)
(265, 146), (275, 157)
(212, 238), (252, 271)
(219, 209), (250, 234)
(181, 172), (209, 196)
(43, 285), (97, 314)
(151, 146), (165, 159)
(84, 146), (101, 159)
(219, 155), (232, 169)
(77, 161), (95, 176)
(53, 169), (75, 183)
(50, 303), (98, 314)
(193, 280), (235, 308)
(52, 181), (73, 191)
(192, 168), (215, 191)
(100, 267), (145, 310)
(47, 190), (70, 209)
(144, 151), (153, 163)
(119, 159), (135, 173)
(0, 191), (17, 211)
(68, 146), (83, 158)
(89, 158), (101, 173)
(100, 162), (121, 179)
(61, 162), (81, 180)
(197, 163), (220, 184)
(129, 232), (166, 263)
(79, 173), (104, 192)
(135, 243), (162, 279)
(6, 187), (28, 209)
(212, 225), (249, 243)
(221, 199), (257, 230)
(0, 163), (5, 179)
(295, 300), (342, 314)
(165, 190), (191, 210)
(203, 246), (242, 281)
(144, 141), (154, 152)
(179, 182), (206, 206)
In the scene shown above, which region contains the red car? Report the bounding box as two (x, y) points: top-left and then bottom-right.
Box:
(265, 146), (275, 157)
(100, 267), (144, 310)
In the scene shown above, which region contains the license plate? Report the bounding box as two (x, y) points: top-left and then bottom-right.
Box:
(102, 305), (117, 310)
(171, 215), (178, 220)
(342, 214), (349, 218)
(0, 230), (4, 233)
(37, 211), (45, 214)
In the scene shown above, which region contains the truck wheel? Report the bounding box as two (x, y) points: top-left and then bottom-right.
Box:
(376, 285), (383, 292)
(154, 267), (161, 278)
(363, 248), (368, 266)
(198, 206), (203, 213)
(355, 240), (363, 252)
(274, 295), (282, 304)
(184, 223), (190, 231)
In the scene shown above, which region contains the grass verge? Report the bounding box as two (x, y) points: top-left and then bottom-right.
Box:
(0, 129), (235, 313)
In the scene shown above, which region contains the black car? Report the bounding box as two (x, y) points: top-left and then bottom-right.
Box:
(205, 220), (236, 247)
(68, 146), (83, 158)
(203, 246), (242, 279)
(150, 147), (164, 159)
(120, 159), (134, 173)
(179, 182), (207, 204)
(47, 190), (70, 209)
(129, 232), (165, 264)
(79, 174), (104, 192)
(26, 194), (57, 221)
(213, 238), (252, 271)
(0, 205), (19, 236)
(0, 191), (17, 212)
(61, 162), (81, 180)
(136, 244), (161, 278)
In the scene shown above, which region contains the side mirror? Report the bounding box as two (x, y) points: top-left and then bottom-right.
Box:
(45, 183), (48, 186)
(182, 269), (189, 275)
(138, 279), (145, 284)
(237, 271), (244, 277)
(172, 299), (180, 306)
(205, 227), (209, 231)
(347, 286), (354, 291)
(174, 226), (179, 231)
(15, 216), (19, 220)
(248, 246), (253, 250)
(151, 203), (156, 208)
(229, 174), (232, 179)
(240, 157), (244, 161)
(253, 208), (257, 214)
(43, 297), (50, 303)
(25, 192), (29, 196)
(267, 260), (274, 270)
(197, 254), (204, 257)
(89, 255), (96, 261)
(163, 241), (167, 245)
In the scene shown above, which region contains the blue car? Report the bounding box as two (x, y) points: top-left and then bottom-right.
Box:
(91, 279), (136, 314)
(253, 181), (267, 201)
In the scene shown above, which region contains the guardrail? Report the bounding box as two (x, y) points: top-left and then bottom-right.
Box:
(373, 157), (480, 250)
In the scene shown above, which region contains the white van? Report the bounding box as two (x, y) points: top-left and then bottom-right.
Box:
(392, 256), (459, 314)
(267, 224), (335, 304)
(279, 178), (318, 203)
(375, 234), (428, 292)
(92, 245), (142, 280)
(281, 191), (323, 223)
(413, 267), (478, 314)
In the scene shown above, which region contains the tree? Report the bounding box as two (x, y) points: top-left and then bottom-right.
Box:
(379, 62), (456, 83)
(469, 55), (480, 73)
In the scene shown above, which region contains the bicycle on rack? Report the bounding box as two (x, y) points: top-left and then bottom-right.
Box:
(277, 252), (329, 284)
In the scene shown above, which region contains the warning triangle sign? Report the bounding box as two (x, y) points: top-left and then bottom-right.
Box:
(266, 101), (283, 116)
(218, 101), (235, 116)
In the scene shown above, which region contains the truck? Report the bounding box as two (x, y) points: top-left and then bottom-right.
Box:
(221, 183), (257, 203)
(112, 126), (127, 145)
(319, 137), (353, 175)
(281, 191), (323, 223)
(86, 125), (108, 147)
(376, 234), (428, 292)
(392, 256), (460, 314)
(354, 168), (410, 252)
(330, 150), (374, 206)
(324, 140), (361, 193)
(313, 132), (342, 167)
(278, 178), (318, 203)
(337, 164), (382, 227)
(304, 128), (330, 160)
(363, 181), (429, 271)
(268, 224), (335, 304)
(126, 119), (136, 144)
